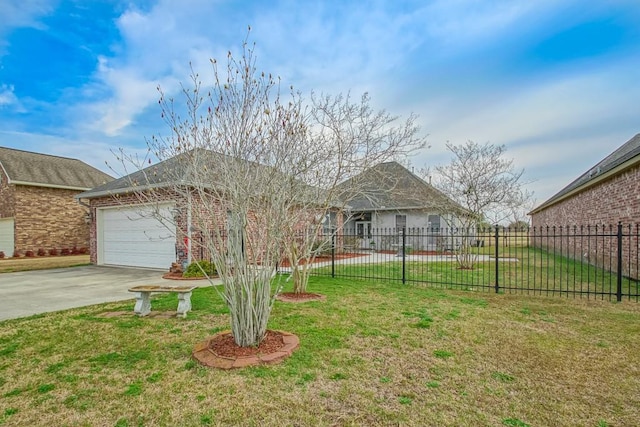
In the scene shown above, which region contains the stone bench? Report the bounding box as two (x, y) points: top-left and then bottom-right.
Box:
(128, 285), (197, 318)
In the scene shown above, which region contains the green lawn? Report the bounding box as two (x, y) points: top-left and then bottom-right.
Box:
(317, 247), (640, 300)
(1, 276), (639, 426)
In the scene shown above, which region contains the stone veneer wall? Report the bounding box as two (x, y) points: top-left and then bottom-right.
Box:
(0, 170), (16, 219)
(530, 163), (640, 279)
(13, 185), (89, 254)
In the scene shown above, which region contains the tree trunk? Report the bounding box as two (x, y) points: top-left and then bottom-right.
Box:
(224, 265), (274, 347)
(292, 263), (310, 294)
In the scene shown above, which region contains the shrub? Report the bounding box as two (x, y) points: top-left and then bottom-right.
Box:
(60, 248), (70, 256)
(12, 250), (20, 258)
(37, 248), (46, 256)
(71, 246), (80, 255)
(48, 248), (58, 256)
(25, 250), (35, 258)
(183, 260), (216, 278)
(78, 247), (89, 254)
(0, 251), (4, 259)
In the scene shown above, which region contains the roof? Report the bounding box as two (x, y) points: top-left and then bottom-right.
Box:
(77, 149), (228, 199)
(77, 149), (324, 202)
(336, 161), (463, 212)
(530, 133), (640, 214)
(0, 146), (113, 190)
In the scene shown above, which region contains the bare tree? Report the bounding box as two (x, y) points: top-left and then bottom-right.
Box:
(432, 141), (533, 268)
(118, 33), (426, 346)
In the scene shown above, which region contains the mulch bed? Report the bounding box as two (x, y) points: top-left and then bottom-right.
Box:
(162, 272), (212, 280)
(209, 330), (285, 357)
(193, 330), (300, 369)
(377, 250), (454, 255)
(278, 253), (366, 268)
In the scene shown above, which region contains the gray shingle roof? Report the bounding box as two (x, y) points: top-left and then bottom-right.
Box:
(77, 149), (323, 201)
(0, 146), (114, 190)
(531, 133), (640, 213)
(77, 149), (218, 198)
(337, 161), (463, 212)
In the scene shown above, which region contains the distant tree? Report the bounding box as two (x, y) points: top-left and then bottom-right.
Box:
(508, 220), (530, 230)
(432, 141), (533, 268)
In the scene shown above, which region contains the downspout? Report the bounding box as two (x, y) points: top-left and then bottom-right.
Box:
(77, 198), (92, 223)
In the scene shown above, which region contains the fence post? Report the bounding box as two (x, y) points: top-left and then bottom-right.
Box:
(331, 233), (335, 278)
(617, 222), (623, 302)
(402, 227), (406, 284)
(494, 225), (500, 293)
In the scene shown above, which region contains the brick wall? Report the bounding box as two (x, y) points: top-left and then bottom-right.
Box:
(531, 164), (640, 226)
(13, 185), (89, 254)
(0, 170), (16, 218)
(531, 163), (640, 279)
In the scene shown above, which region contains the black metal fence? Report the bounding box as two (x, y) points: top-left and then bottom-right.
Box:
(308, 224), (640, 302)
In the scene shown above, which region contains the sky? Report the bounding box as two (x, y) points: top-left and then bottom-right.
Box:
(1, 0), (639, 208)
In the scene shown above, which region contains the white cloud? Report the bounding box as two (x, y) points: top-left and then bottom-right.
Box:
(0, 84), (25, 112)
(0, 0), (52, 56)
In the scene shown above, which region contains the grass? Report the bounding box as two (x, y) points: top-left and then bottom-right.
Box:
(0, 255), (90, 273)
(315, 246), (640, 300)
(0, 276), (639, 426)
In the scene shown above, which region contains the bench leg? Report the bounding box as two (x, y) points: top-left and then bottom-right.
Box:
(177, 291), (192, 318)
(133, 292), (151, 316)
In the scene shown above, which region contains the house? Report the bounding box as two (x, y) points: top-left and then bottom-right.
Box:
(529, 133), (640, 226)
(529, 133), (640, 280)
(336, 161), (465, 251)
(76, 152), (192, 269)
(0, 147), (113, 256)
(76, 149), (335, 270)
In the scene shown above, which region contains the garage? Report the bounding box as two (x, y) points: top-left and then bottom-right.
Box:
(0, 217), (14, 256)
(98, 205), (176, 269)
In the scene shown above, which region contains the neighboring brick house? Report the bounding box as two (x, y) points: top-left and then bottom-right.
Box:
(0, 147), (113, 257)
(530, 133), (640, 226)
(529, 133), (640, 278)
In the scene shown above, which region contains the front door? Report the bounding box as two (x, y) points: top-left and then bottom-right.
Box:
(355, 221), (371, 248)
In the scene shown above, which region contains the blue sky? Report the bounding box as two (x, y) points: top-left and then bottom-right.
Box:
(1, 0), (639, 206)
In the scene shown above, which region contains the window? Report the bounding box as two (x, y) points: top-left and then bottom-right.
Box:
(428, 214), (441, 230)
(395, 214), (407, 230)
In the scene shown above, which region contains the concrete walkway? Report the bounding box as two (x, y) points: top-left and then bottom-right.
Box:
(0, 266), (216, 321)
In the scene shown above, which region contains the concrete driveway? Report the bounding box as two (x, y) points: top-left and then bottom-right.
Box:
(0, 265), (207, 321)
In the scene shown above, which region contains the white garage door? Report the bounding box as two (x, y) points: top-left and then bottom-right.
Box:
(0, 218), (14, 256)
(99, 205), (176, 269)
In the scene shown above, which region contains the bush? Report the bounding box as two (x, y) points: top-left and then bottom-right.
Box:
(0, 251), (4, 259)
(60, 248), (70, 256)
(48, 248), (58, 256)
(37, 248), (46, 256)
(183, 260), (216, 278)
(25, 250), (35, 257)
(12, 250), (20, 258)
(78, 247), (89, 254)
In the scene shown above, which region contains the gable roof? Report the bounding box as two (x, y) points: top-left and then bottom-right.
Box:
(77, 149), (323, 201)
(0, 146), (113, 191)
(77, 151), (194, 199)
(337, 161), (463, 212)
(530, 133), (640, 214)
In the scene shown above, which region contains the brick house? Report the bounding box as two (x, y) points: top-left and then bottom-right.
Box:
(77, 149), (344, 270)
(529, 133), (640, 226)
(529, 133), (640, 278)
(0, 147), (113, 257)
